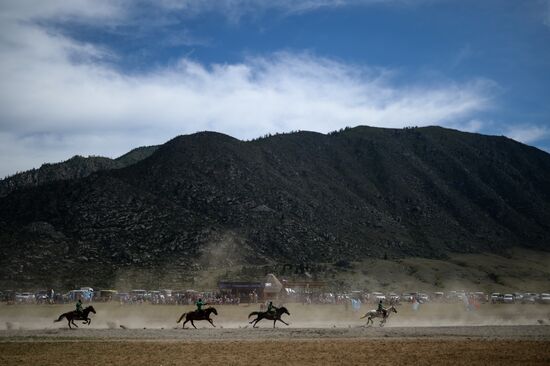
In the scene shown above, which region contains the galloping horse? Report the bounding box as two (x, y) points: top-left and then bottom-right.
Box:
(361, 305), (397, 327)
(248, 306), (290, 328)
(54, 305), (96, 329)
(177, 307), (218, 329)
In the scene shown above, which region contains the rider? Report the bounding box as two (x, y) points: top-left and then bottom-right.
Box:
(75, 299), (83, 318)
(195, 298), (206, 314)
(377, 299), (387, 318)
(267, 301), (278, 316)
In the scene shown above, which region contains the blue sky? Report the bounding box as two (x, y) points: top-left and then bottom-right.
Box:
(0, 0), (549, 177)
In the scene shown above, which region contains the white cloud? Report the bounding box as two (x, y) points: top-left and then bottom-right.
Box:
(0, 0), (122, 22)
(153, 0), (439, 21)
(0, 0), (494, 178)
(505, 124), (550, 144)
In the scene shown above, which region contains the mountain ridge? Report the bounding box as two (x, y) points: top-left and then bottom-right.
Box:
(0, 145), (159, 197)
(1, 125), (549, 288)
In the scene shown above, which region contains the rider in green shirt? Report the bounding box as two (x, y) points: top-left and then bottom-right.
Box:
(75, 299), (83, 317)
(195, 298), (206, 313)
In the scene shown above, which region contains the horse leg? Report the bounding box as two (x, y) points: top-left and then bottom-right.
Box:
(67, 318), (72, 329)
(182, 319), (189, 329)
(252, 317), (262, 328)
(71, 319), (78, 328)
(208, 318), (216, 327)
(251, 315), (263, 327)
(273, 319), (276, 328)
(277, 319), (289, 326)
(191, 320), (197, 329)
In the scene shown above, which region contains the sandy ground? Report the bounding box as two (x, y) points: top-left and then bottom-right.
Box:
(1, 339), (550, 366)
(1, 303), (549, 365)
(2, 302), (550, 329)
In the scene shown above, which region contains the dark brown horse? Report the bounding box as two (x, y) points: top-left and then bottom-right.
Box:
(177, 307), (218, 329)
(248, 306), (290, 328)
(54, 305), (96, 329)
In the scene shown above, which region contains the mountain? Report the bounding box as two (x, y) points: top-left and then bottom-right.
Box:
(1, 126), (549, 289)
(0, 146), (158, 197)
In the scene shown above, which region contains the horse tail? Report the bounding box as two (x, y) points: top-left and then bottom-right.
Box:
(54, 313), (66, 323)
(248, 311), (260, 318)
(177, 313), (187, 323)
(361, 311), (375, 319)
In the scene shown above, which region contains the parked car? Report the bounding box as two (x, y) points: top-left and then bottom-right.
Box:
(538, 293), (550, 304)
(16, 292), (35, 303)
(417, 293), (430, 303)
(491, 293), (503, 304)
(503, 294), (515, 304)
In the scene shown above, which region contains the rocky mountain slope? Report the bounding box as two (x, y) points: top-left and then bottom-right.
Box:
(1, 126), (549, 289)
(0, 146), (158, 197)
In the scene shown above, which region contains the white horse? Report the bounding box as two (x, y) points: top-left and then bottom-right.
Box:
(360, 305), (397, 327)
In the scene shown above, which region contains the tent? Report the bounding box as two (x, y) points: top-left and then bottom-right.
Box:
(264, 273), (283, 296)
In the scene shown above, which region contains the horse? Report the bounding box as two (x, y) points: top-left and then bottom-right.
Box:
(248, 306), (290, 328)
(54, 305), (96, 329)
(177, 307), (218, 329)
(360, 305), (397, 327)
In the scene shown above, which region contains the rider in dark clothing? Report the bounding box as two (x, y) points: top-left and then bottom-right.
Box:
(377, 300), (387, 317)
(75, 299), (83, 318)
(267, 301), (278, 315)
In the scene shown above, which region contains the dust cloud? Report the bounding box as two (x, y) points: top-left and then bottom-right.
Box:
(1, 302), (549, 331)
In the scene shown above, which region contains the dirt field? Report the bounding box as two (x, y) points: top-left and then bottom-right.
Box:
(1, 303), (549, 365)
(1, 338), (549, 366)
